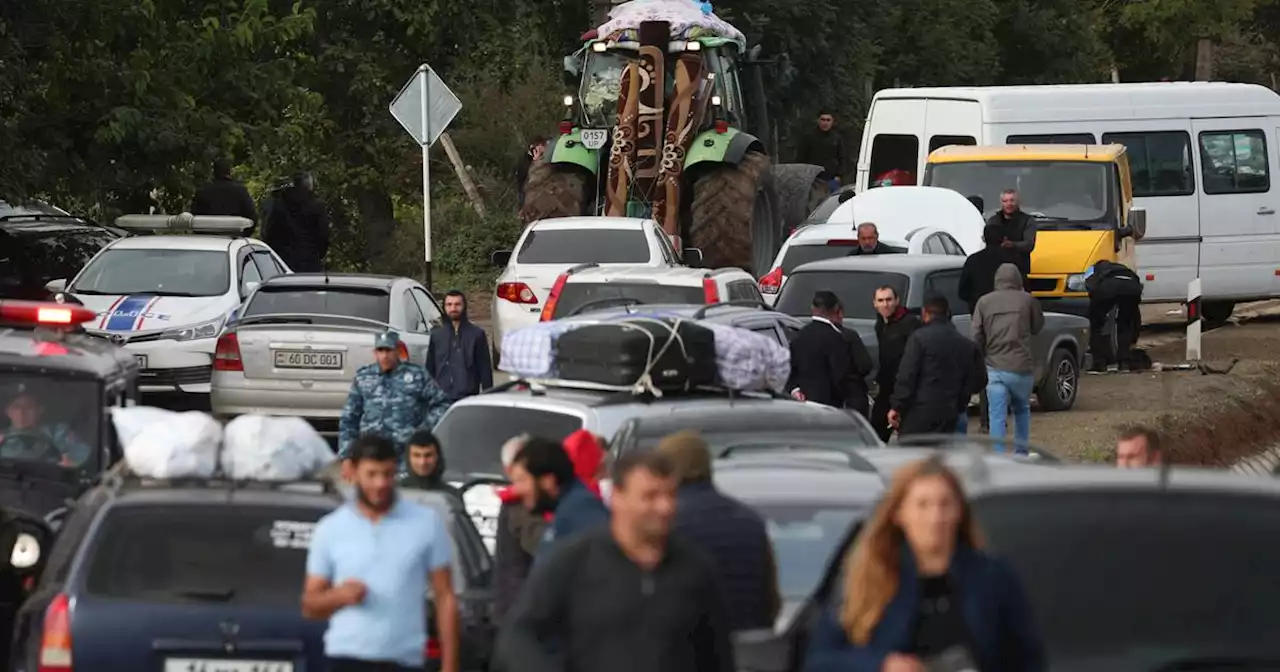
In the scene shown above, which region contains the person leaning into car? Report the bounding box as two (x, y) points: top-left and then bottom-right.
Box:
(804, 456), (1045, 672)
(789, 291), (873, 417)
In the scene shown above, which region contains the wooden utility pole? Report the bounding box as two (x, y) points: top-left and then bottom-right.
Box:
(1195, 38), (1214, 81)
(438, 132), (487, 217)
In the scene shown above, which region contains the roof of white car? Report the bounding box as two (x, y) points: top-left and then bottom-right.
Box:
(789, 222), (911, 247)
(106, 235), (247, 251)
(794, 253), (965, 274)
(530, 216), (655, 231)
(567, 265), (746, 284)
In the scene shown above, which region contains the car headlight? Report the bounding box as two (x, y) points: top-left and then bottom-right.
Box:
(1065, 273), (1087, 292)
(160, 317), (224, 341)
(11, 532), (40, 569)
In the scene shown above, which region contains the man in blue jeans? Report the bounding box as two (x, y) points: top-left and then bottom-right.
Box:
(971, 264), (1044, 453)
(302, 434), (459, 672)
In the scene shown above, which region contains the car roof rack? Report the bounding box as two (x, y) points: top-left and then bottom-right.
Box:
(483, 376), (788, 404)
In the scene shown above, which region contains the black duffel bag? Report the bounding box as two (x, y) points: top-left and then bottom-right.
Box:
(554, 317), (716, 391)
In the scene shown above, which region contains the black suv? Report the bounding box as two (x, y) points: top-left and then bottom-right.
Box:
(0, 211), (123, 301)
(10, 473), (496, 672)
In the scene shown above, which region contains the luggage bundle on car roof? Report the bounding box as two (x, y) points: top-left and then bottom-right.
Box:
(498, 312), (790, 396)
(108, 406), (335, 482)
(590, 0), (746, 47)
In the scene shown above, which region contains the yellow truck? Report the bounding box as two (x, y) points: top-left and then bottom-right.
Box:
(922, 144), (1147, 316)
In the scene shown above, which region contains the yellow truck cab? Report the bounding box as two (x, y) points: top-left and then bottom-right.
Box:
(923, 144), (1147, 316)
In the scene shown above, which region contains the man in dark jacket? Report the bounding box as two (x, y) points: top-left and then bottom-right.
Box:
(846, 222), (898, 256)
(986, 189), (1037, 283)
(398, 429), (461, 497)
(492, 434), (547, 621)
(267, 171), (330, 272)
(1085, 259), (1143, 371)
(796, 111), (846, 191)
(191, 158), (257, 231)
(870, 285), (922, 442)
(426, 291), (493, 401)
(959, 224), (1022, 314)
(509, 436), (608, 558)
(889, 296), (985, 435)
(656, 430), (779, 631)
(788, 291), (873, 415)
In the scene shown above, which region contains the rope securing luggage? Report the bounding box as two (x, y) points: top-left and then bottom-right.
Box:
(554, 316), (717, 396)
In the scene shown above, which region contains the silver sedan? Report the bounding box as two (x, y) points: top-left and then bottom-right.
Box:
(210, 273), (444, 435)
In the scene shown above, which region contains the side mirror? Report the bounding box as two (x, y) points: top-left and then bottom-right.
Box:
(562, 55), (581, 88)
(241, 280), (260, 299)
(1124, 207), (1147, 241)
(45, 278), (68, 293)
(683, 247), (704, 268)
(491, 249), (513, 267)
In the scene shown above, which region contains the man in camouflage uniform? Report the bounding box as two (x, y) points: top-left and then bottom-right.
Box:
(337, 330), (453, 460)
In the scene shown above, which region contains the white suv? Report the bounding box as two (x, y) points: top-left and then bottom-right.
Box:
(541, 265), (761, 321)
(489, 217), (694, 358)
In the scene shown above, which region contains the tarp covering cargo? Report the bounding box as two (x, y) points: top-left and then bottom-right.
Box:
(597, 0), (746, 47)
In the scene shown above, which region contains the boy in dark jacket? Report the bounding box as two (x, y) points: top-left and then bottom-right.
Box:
(398, 429), (461, 497)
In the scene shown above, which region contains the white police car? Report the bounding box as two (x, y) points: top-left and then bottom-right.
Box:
(44, 213), (291, 395)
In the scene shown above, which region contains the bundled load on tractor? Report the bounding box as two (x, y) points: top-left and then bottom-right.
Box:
(522, 0), (828, 275)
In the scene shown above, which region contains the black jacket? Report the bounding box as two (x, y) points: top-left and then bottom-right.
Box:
(796, 129), (846, 179)
(986, 210), (1037, 277)
(891, 319), (986, 414)
(191, 177), (258, 230)
(493, 528), (735, 672)
(672, 482), (779, 631)
(959, 246), (1024, 314)
(1085, 260), (1143, 300)
(873, 308), (922, 394)
(267, 186), (329, 272)
(788, 319), (872, 409)
(846, 242), (900, 256)
(493, 497), (548, 621)
(426, 316), (494, 401)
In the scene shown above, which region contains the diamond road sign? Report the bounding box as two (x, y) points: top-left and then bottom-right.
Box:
(389, 64), (461, 147)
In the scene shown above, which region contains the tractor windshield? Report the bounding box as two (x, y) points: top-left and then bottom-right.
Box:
(579, 48), (682, 128)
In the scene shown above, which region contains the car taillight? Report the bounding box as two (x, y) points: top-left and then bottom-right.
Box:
(426, 636), (441, 660)
(758, 267), (784, 295)
(496, 282), (538, 305)
(703, 278), (720, 304)
(540, 274), (569, 321)
(38, 593), (72, 672)
(213, 332), (243, 372)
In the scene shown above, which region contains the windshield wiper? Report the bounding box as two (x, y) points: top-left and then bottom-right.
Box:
(175, 587), (236, 602)
(148, 290), (202, 297)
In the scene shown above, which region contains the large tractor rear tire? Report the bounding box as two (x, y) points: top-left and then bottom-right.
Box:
(689, 151), (781, 275)
(520, 163), (591, 223)
(771, 163), (829, 231)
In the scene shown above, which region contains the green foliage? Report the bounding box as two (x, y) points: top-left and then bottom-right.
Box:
(2, 0), (1280, 297)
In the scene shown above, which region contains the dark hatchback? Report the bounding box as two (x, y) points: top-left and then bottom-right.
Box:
(11, 478), (495, 672)
(607, 404), (883, 457)
(736, 465), (1280, 672)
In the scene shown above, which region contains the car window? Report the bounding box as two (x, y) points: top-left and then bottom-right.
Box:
(928, 135), (976, 152)
(44, 498), (106, 585)
(940, 234), (964, 255)
(402, 289), (430, 333)
(804, 192), (848, 224)
(776, 271), (910, 320)
(779, 243), (858, 275)
(1199, 129), (1270, 194)
(411, 288), (442, 331)
(0, 229), (117, 294)
(84, 505), (328, 606)
(727, 280), (757, 301)
(517, 229), (650, 264)
(553, 281), (704, 318)
(749, 324), (785, 346)
(756, 504), (864, 601)
(1101, 131), (1195, 197)
(239, 252), (262, 290)
(437, 406), (584, 479)
(72, 249), (230, 297)
(974, 491), (1280, 668)
(652, 227), (677, 264)
(252, 250), (284, 280)
(0, 374), (102, 472)
(922, 235), (945, 255)
(924, 270), (964, 315)
(243, 286), (390, 322)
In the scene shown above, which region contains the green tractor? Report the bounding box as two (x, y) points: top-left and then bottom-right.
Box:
(520, 7), (828, 275)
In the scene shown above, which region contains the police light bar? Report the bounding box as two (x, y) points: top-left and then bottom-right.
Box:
(114, 212), (253, 235)
(0, 300), (97, 327)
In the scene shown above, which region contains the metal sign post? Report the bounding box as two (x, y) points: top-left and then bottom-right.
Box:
(389, 64), (462, 290)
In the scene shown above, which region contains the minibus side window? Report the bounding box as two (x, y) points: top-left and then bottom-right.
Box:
(1102, 131), (1195, 197)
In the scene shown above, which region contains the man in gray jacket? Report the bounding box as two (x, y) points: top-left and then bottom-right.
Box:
(972, 264), (1044, 453)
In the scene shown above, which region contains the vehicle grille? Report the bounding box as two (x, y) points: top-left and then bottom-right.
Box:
(140, 366), (212, 386)
(1028, 278), (1060, 293)
(84, 330), (166, 345)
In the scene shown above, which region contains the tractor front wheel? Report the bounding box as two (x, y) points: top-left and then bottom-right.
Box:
(689, 151), (781, 275)
(520, 163), (591, 223)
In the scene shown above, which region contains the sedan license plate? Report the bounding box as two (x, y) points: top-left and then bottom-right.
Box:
(164, 659), (293, 672)
(134, 354), (147, 369)
(273, 350), (343, 369)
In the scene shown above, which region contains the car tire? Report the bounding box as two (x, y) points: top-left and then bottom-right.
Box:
(1202, 300), (1234, 329)
(1036, 347), (1078, 412)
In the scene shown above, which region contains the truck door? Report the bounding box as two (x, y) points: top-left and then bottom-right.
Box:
(857, 99), (925, 192)
(1191, 119), (1276, 300)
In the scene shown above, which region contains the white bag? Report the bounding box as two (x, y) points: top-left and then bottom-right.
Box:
(111, 407), (222, 479)
(222, 415), (335, 481)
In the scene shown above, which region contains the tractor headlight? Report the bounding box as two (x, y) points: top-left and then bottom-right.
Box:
(11, 532), (39, 569)
(685, 41), (701, 51)
(711, 95), (722, 107)
(591, 41), (607, 52)
(563, 94), (574, 107)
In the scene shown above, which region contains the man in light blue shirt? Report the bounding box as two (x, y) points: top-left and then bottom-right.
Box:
(302, 433), (459, 672)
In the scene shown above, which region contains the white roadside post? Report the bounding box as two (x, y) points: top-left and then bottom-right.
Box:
(389, 64), (462, 290)
(1186, 278), (1202, 361)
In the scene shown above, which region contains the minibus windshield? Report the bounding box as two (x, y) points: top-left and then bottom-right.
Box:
(927, 160), (1116, 230)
